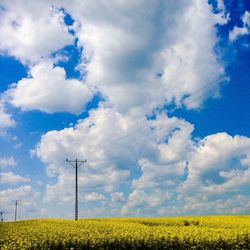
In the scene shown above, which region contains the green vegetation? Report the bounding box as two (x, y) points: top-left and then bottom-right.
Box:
(1, 215), (250, 249)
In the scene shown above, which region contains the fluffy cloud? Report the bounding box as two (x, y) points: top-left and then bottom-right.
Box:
(229, 26), (249, 42)
(0, 0), (73, 64)
(213, 0), (229, 25)
(34, 103), (250, 216)
(111, 192), (124, 202)
(216, 0), (225, 12)
(0, 156), (17, 168)
(229, 11), (250, 41)
(0, 171), (30, 184)
(242, 11), (250, 27)
(182, 133), (250, 194)
(34, 105), (248, 216)
(182, 133), (250, 188)
(2, 0), (247, 218)
(179, 194), (250, 215)
(84, 192), (106, 202)
(121, 119), (194, 215)
(1, 1), (227, 116)
(58, 0), (226, 114)
(0, 100), (15, 128)
(0, 185), (41, 221)
(35, 107), (189, 209)
(122, 133), (250, 216)
(5, 61), (93, 114)
(0, 185), (32, 204)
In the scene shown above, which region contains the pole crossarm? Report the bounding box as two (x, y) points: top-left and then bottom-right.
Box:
(66, 158), (86, 221)
(66, 158), (86, 168)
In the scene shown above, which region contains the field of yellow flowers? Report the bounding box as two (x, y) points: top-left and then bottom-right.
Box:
(1, 215), (250, 249)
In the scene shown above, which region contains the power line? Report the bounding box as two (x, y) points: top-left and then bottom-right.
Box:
(183, 77), (226, 97)
(88, 84), (223, 160)
(94, 85), (221, 154)
(119, 78), (250, 153)
(99, 77), (250, 160)
(81, 89), (215, 163)
(90, 77), (227, 151)
(62, 78), (226, 185)
(66, 158), (86, 221)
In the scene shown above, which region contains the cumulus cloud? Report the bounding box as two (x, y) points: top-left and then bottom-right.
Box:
(121, 133), (250, 216)
(180, 194), (250, 215)
(216, 0), (225, 12)
(34, 102), (250, 216)
(84, 192), (106, 202)
(57, 0), (226, 114)
(35, 107), (190, 208)
(121, 120), (194, 215)
(0, 171), (30, 184)
(182, 133), (250, 194)
(0, 156), (17, 168)
(0, 0), (74, 64)
(213, 0), (229, 25)
(4, 0), (246, 217)
(229, 26), (249, 42)
(5, 60), (93, 114)
(0, 185), (41, 221)
(0, 185), (32, 204)
(0, 100), (15, 129)
(35, 105), (250, 216)
(111, 192), (124, 202)
(242, 11), (250, 27)
(229, 11), (250, 41)
(2, 0), (227, 116)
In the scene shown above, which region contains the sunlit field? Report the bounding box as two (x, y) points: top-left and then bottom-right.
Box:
(1, 215), (250, 249)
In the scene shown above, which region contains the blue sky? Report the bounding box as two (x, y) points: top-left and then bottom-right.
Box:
(0, 0), (250, 221)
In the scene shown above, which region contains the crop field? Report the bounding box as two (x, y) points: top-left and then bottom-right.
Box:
(1, 215), (250, 249)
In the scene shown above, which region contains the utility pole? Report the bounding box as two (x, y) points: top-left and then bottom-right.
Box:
(0, 211), (4, 222)
(12, 200), (20, 221)
(66, 158), (86, 221)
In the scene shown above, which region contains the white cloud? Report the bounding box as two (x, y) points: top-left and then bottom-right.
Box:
(182, 133), (250, 195)
(84, 192), (106, 202)
(6, 0), (245, 217)
(0, 171), (30, 184)
(229, 11), (250, 41)
(34, 104), (250, 216)
(121, 132), (250, 216)
(0, 185), (41, 221)
(216, 0), (225, 12)
(0, 100), (15, 128)
(242, 11), (250, 27)
(121, 189), (172, 216)
(121, 190), (147, 215)
(34, 107), (190, 206)
(0, 0), (73, 64)
(5, 60), (93, 114)
(121, 120), (193, 215)
(0, 185), (32, 203)
(229, 26), (249, 41)
(111, 192), (124, 202)
(59, 0), (225, 114)
(1, 1), (228, 117)
(0, 156), (17, 168)
(180, 194), (250, 215)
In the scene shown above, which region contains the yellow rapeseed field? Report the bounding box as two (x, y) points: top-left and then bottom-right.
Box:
(1, 215), (250, 249)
